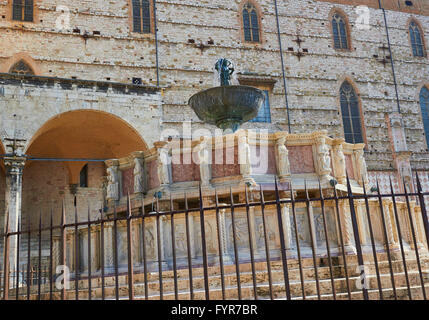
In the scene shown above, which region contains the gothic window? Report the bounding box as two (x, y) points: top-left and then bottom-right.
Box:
(242, 2), (260, 43)
(332, 13), (349, 50)
(420, 87), (429, 148)
(409, 21), (425, 57)
(12, 0), (33, 22)
(9, 60), (34, 75)
(132, 0), (151, 33)
(80, 164), (88, 188)
(340, 81), (364, 144)
(250, 90), (271, 123)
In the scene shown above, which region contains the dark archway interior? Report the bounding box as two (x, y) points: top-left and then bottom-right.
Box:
(22, 110), (147, 228)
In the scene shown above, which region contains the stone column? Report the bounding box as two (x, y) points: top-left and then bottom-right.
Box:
(381, 200), (400, 253)
(3, 156), (26, 274)
(281, 203), (293, 253)
(354, 148), (369, 187)
(103, 222), (114, 273)
(155, 141), (171, 186)
(217, 208), (232, 264)
(133, 152), (145, 195)
(338, 200), (357, 254)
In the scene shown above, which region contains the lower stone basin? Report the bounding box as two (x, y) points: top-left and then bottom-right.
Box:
(188, 85), (266, 131)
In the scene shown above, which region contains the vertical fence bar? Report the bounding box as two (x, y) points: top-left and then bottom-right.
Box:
(100, 205), (105, 301)
(2, 214), (9, 300)
(375, 179), (397, 299)
(361, 180), (383, 300)
(26, 213), (31, 300)
(74, 197), (79, 301)
(113, 204), (119, 300)
(87, 205), (92, 301)
(140, 195), (148, 300)
(61, 201), (66, 300)
(38, 212), (42, 300)
(318, 181), (336, 300)
(245, 186), (258, 300)
(155, 196), (163, 300)
(259, 186), (274, 300)
(170, 194), (178, 300)
(199, 185), (210, 300)
(403, 177), (426, 300)
(184, 193), (194, 300)
(346, 177), (368, 300)
(15, 223), (20, 300)
(49, 209), (53, 300)
(304, 181), (320, 299)
(416, 173), (429, 249)
(289, 183), (305, 299)
(230, 187), (242, 300)
(214, 190), (226, 299)
(274, 180), (291, 300)
(126, 194), (134, 300)
(389, 177), (412, 299)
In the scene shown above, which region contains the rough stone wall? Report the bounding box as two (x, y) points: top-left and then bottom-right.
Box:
(0, 0), (427, 173)
(22, 161), (105, 229)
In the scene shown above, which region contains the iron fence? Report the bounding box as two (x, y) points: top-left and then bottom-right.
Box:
(1, 175), (429, 300)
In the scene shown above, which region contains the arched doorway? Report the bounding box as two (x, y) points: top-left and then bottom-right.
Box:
(23, 110), (147, 228)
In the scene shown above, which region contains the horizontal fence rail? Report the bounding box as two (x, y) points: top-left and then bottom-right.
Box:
(1, 175), (429, 300)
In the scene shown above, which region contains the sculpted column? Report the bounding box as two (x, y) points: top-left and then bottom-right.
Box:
(133, 153), (145, 194)
(155, 141), (171, 186)
(3, 155), (26, 275)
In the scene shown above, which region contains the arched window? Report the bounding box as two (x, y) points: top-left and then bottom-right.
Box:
(332, 13), (349, 50)
(420, 87), (429, 148)
(409, 21), (425, 57)
(12, 0), (33, 22)
(242, 2), (260, 43)
(80, 164), (88, 188)
(9, 60), (34, 75)
(340, 81), (364, 144)
(132, 0), (151, 33)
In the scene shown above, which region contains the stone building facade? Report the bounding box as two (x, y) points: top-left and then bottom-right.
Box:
(0, 0), (428, 232)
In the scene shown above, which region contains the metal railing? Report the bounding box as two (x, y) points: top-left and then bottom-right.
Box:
(1, 175), (429, 300)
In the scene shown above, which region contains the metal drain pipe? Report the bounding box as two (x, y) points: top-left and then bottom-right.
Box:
(378, 0), (401, 113)
(274, 0), (292, 133)
(154, 0), (160, 87)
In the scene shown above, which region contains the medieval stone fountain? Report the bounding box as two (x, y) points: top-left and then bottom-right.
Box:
(188, 58), (266, 132)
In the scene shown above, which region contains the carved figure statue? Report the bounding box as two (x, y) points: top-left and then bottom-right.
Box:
(157, 147), (170, 185)
(333, 143), (346, 183)
(198, 139), (211, 185)
(355, 149), (369, 184)
(317, 137), (331, 175)
(276, 137), (290, 178)
(134, 157), (144, 193)
(215, 58), (235, 86)
(107, 166), (119, 201)
(238, 134), (252, 177)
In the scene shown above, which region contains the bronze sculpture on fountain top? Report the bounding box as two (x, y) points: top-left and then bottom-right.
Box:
(188, 58), (265, 132)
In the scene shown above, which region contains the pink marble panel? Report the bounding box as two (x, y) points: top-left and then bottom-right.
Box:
(345, 155), (355, 180)
(172, 152), (200, 183)
(288, 145), (315, 174)
(251, 145), (277, 174)
(211, 146), (240, 178)
(147, 160), (160, 190)
(121, 168), (134, 195)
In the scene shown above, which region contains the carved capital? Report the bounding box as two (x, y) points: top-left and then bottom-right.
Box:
(3, 157), (26, 176)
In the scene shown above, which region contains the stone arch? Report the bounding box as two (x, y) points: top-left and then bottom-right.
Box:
(22, 110), (148, 227)
(0, 52), (41, 75)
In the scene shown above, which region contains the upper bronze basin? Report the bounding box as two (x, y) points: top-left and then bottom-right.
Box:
(188, 85), (265, 131)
